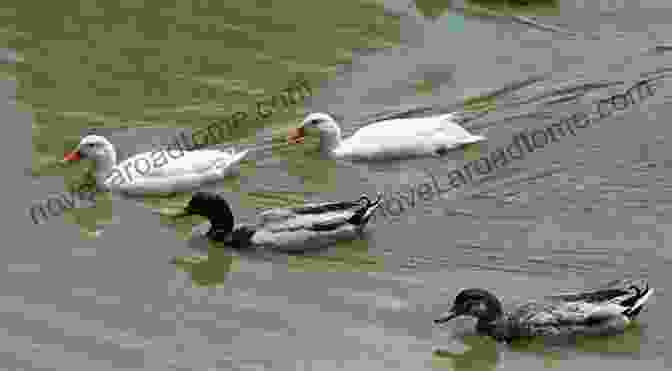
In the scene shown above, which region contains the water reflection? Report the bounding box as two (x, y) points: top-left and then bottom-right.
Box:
(508, 322), (645, 367)
(286, 236), (385, 272)
(432, 322), (645, 370)
(62, 168), (113, 238)
(171, 242), (238, 287)
(271, 122), (341, 194)
(432, 335), (500, 371)
(572, 322), (645, 355)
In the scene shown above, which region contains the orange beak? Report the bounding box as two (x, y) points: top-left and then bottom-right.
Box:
(287, 127), (306, 144)
(63, 150), (81, 162)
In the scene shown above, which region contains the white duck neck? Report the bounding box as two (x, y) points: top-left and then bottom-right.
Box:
(93, 147), (118, 185)
(318, 121), (342, 155)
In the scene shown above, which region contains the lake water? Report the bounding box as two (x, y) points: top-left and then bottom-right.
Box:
(2, 0), (672, 370)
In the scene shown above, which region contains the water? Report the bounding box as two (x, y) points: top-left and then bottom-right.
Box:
(2, 0), (672, 369)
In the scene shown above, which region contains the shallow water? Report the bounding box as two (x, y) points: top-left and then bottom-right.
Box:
(2, 0), (672, 370)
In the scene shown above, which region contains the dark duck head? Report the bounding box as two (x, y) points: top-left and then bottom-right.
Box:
(173, 192), (254, 247)
(435, 289), (504, 333)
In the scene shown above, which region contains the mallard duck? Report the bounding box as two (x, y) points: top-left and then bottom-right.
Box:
(287, 112), (486, 160)
(434, 279), (654, 342)
(63, 135), (248, 195)
(171, 191), (383, 251)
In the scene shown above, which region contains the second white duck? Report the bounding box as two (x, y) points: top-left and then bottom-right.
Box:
(62, 135), (249, 195)
(287, 112), (486, 160)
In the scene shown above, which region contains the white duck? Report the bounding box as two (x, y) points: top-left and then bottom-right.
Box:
(287, 112), (486, 160)
(62, 135), (249, 195)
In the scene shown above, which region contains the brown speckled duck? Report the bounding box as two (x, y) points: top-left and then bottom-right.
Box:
(434, 279), (653, 342)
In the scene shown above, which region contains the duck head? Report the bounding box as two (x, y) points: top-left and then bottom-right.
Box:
(435, 289), (504, 327)
(63, 135), (115, 164)
(174, 192), (235, 240)
(287, 113), (342, 152)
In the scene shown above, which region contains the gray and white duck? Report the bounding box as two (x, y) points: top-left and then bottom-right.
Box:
(434, 279), (654, 342)
(172, 191), (383, 251)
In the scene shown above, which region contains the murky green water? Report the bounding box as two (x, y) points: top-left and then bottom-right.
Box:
(5, 0), (402, 271)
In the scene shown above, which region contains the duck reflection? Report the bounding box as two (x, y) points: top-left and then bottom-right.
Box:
(432, 334), (499, 371)
(510, 322), (645, 368)
(432, 322), (645, 370)
(571, 322), (645, 355)
(171, 240), (238, 288)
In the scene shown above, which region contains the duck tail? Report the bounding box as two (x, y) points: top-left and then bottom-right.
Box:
(621, 281), (654, 319)
(347, 193), (383, 227)
(212, 148), (249, 173)
(459, 134), (487, 145)
(226, 148), (250, 167)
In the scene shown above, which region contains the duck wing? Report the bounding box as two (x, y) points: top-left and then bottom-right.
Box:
(248, 210), (359, 251)
(106, 149), (248, 195)
(545, 288), (633, 304)
(256, 200), (362, 224)
(540, 279), (653, 321)
(340, 114), (484, 158)
(545, 279), (652, 316)
(256, 194), (382, 226)
(352, 114), (473, 142)
(133, 149), (245, 178)
(248, 195), (382, 251)
(260, 209), (361, 233)
(497, 281), (653, 340)
(501, 301), (622, 340)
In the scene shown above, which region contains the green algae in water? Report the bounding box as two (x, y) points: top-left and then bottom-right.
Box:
(8, 0), (401, 170)
(413, 79), (438, 95)
(506, 322), (644, 356)
(287, 238), (385, 273)
(462, 95), (496, 113)
(505, 323), (644, 368)
(414, 0), (453, 21)
(62, 190), (114, 240)
(9, 0), (401, 234)
(45, 164), (114, 239)
(172, 245), (239, 288)
(270, 123), (340, 194)
(463, 143), (482, 161)
(573, 322), (644, 355)
(465, 0), (560, 17)
(432, 335), (499, 371)
(432, 323), (644, 370)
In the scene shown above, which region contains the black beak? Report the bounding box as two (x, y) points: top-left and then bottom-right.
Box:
(434, 310), (458, 324)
